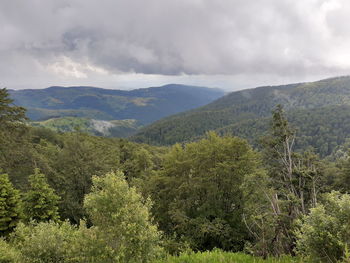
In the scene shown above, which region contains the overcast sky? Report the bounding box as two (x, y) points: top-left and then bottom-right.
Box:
(1, 0), (350, 91)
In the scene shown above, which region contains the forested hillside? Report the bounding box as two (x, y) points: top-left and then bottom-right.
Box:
(2, 86), (350, 262)
(133, 76), (350, 156)
(9, 84), (224, 124)
(31, 117), (141, 137)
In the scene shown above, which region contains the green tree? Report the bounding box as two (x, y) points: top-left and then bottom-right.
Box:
(81, 171), (163, 263)
(0, 88), (26, 129)
(296, 191), (350, 262)
(11, 221), (77, 263)
(23, 169), (60, 222)
(0, 174), (22, 236)
(55, 133), (120, 223)
(252, 105), (324, 256)
(0, 238), (21, 263)
(149, 132), (262, 251)
(0, 88), (33, 187)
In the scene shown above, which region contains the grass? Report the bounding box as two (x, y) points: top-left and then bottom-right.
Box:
(154, 250), (306, 263)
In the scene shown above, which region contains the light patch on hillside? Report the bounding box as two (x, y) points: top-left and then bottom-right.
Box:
(90, 119), (115, 135)
(131, 97), (153, 106)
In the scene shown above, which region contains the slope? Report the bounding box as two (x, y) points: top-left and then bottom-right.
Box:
(31, 117), (140, 138)
(132, 76), (350, 156)
(9, 84), (224, 124)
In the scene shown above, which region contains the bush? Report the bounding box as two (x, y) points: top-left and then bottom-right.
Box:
(296, 191), (350, 262)
(0, 239), (21, 263)
(11, 221), (77, 263)
(152, 249), (303, 263)
(81, 171), (163, 262)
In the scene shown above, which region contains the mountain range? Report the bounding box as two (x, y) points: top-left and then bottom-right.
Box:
(9, 84), (224, 124)
(10, 76), (350, 157)
(9, 84), (224, 137)
(132, 76), (350, 157)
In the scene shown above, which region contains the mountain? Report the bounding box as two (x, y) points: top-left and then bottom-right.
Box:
(132, 76), (350, 157)
(9, 84), (225, 124)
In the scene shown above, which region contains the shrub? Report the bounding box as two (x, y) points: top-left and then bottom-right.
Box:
(81, 171), (163, 262)
(11, 221), (77, 263)
(296, 191), (350, 262)
(0, 238), (21, 263)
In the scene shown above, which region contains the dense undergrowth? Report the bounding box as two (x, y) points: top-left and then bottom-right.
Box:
(153, 250), (305, 263)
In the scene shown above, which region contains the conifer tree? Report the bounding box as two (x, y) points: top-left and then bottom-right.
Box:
(23, 169), (60, 222)
(0, 173), (22, 236)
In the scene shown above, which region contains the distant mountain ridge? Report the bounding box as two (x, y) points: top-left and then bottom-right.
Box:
(132, 76), (350, 157)
(9, 84), (225, 124)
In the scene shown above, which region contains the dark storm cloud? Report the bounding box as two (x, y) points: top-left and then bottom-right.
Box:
(1, 0), (350, 89)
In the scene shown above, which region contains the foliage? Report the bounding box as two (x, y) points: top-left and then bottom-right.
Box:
(0, 174), (22, 236)
(9, 84), (223, 125)
(53, 133), (122, 223)
(82, 171), (163, 263)
(22, 169), (60, 222)
(31, 117), (93, 133)
(243, 105), (325, 257)
(0, 238), (21, 263)
(4, 82), (350, 262)
(133, 76), (350, 157)
(149, 132), (263, 251)
(0, 88), (26, 129)
(296, 191), (350, 262)
(1, 116), (164, 224)
(0, 88), (33, 187)
(152, 250), (305, 263)
(31, 117), (141, 138)
(11, 221), (77, 263)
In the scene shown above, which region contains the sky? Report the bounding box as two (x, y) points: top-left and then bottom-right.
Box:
(1, 0), (350, 91)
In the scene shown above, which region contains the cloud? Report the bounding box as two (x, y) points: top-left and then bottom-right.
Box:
(1, 0), (350, 89)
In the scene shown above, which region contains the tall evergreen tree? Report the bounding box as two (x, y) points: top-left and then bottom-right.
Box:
(0, 88), (32, 187)
(0, 173), (22, 236)
(23, 169), (60, 222)
(0, 88), (26, 128)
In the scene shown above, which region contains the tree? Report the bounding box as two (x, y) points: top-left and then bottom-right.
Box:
(0, 88), (32, 187)
(149, 132), (262, 251)
(0, 174), (22, 236)
(0, 88), (26, 128)
(11, 221), (77, 263)
(54, 133), (120, 223)
(81, 171), (162, 263)
(0, 238), (21, 263)
(296, 191), (350, 262)
(256, 105), (324, 256)
(23, 169), (60, 222)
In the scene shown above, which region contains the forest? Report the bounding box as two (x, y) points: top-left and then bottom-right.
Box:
(133, 76), (350, 158)
(1, 87), (350, 263)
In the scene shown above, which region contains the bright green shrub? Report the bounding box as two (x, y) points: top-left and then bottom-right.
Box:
(152, 250), (303, 263)
(0, 238), (21, 263)
(296, 191), (350, 262)
(81, 171), (163, 263)
(11, 221), (77, 263)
